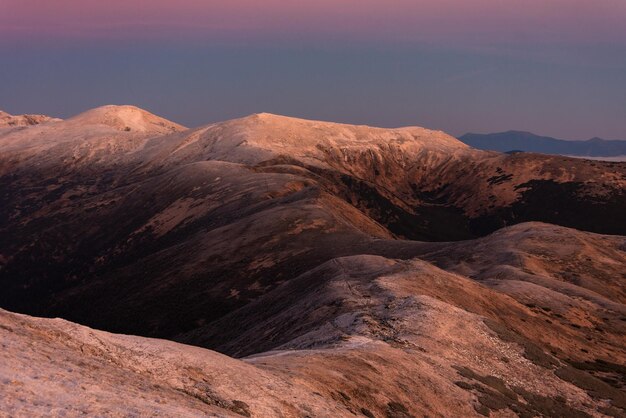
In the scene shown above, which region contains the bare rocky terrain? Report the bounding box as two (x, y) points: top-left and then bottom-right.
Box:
(0, 106), (624, 417)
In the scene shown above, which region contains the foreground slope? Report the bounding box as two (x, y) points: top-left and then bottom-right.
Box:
(174, 223), (625, 416)
(2, 223), (625, 417)
(0, 308), (345, 417)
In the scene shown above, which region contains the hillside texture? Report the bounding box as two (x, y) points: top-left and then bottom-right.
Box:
(1, 107), (624, 417)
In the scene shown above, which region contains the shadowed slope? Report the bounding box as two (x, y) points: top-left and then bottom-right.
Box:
(3, 239), (624, 417)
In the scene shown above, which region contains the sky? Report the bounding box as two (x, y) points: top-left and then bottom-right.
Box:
(1, 0), (625, 139)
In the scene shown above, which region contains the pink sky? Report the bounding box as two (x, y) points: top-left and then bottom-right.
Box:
(2, 0), (626, 45)
(1, 0), (625, 139)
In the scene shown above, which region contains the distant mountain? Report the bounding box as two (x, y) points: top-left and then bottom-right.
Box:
(459, 130), (626, 157)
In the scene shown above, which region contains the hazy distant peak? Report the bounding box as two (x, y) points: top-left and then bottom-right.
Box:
(459, 130), (626, 157)
(67, 104), (186, 134)
(502, 130), (543, 137)
(480, 130), (554, 140)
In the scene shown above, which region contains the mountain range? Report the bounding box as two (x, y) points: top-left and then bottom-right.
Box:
(1, 106), (625, 417)
(460, 131), (626, 158)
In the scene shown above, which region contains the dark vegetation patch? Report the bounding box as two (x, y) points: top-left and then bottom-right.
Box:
(454, 366), (592, 418)
(386, 401), (414, 418)
(331, 391), (353, 404)
(361, 407), (375, 418)
(556, 366), (626, 410)
(567, 359), (626, 389)
(512, 386), (592, 418)
(454, 381), (473, 390)
(470, 180), (626, 236)
(455, 367), (517, 400)
(338, 391), (351, 401)
(487, 173), (513, 185)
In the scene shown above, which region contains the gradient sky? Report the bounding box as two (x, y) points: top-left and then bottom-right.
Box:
(1, 0), (625, 139)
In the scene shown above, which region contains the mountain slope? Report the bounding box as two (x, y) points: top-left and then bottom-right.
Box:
(460, 131), (626, 157)
(0, 106), (624, 360)
(136, 112), (626, 236)
(2, 222), (625, 417)
(0, 308), (350, 417)
(1, 106), (625, 416)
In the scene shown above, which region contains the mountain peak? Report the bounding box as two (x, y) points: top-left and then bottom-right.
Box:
(252, 112), (281, 118)
(494, 130), (553, 139)
(219, 112), (469, 155)
(68, 105), (186, 134)
(151, 112), (470, 171)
